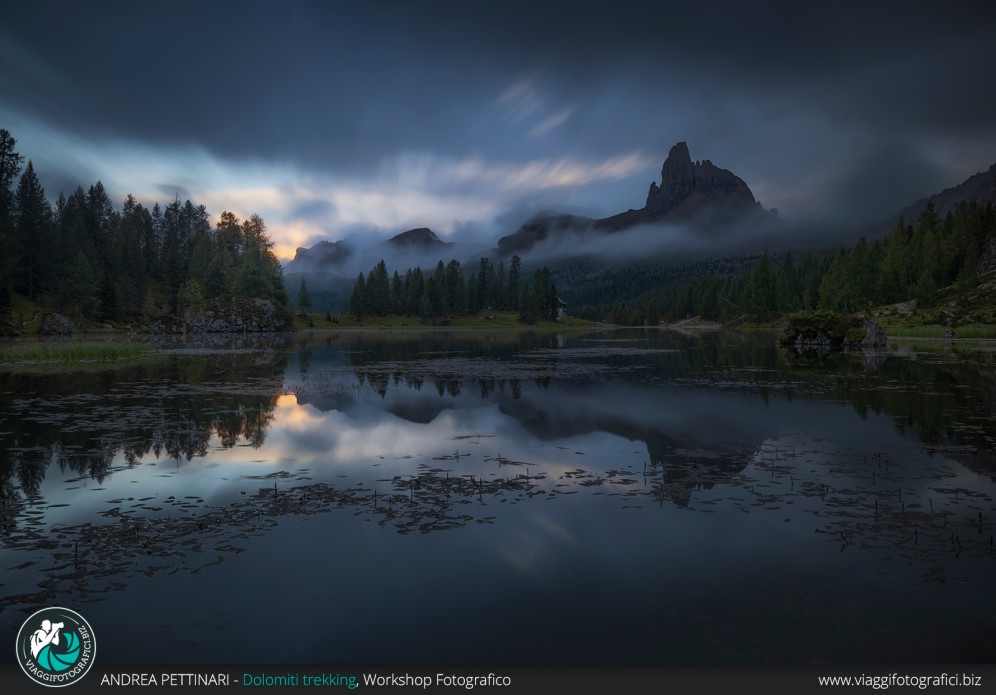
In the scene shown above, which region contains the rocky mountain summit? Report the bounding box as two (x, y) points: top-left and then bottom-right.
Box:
(496, 141), (776, 255)
(287, 239), (352, 273)
(608, 141), (771, 228)
(387, 227), (452, 250)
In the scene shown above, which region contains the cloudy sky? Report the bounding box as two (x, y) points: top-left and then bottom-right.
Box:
(3, 1), (995, 259)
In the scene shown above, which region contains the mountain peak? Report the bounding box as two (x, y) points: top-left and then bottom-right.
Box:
(665, 141), (692, 168)
(388, 227), (449, 248)
(500, 141), (775, 244)
(641, 141), (762, 223)
(291, 239), (350, 264)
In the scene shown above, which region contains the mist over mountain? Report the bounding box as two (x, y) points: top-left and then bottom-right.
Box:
(387, 227), (452, 250)
(289, 240), (353, 271)
(283, 140), (996, 313)
(890, 162), (996, 227)
(494, 141), (778, 257)
(285, 227), (475, 277)
(287, 142), (780, 279)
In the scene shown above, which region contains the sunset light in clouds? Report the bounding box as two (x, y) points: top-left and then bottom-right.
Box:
(4, 2), (994, 260)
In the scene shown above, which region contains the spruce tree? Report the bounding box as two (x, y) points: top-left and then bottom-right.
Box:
(349, 273), (366, 318)
(298, 277), (312, 314)
(13, 162), (53, 300)
(0, 129), (23, 328)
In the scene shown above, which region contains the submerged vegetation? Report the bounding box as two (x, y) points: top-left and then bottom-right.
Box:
(292, 310), (593, 331)
(0, 340), (156, 364)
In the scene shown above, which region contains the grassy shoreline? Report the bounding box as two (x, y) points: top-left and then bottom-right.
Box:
(875, 323), (996, 339)
(0, 339), (158, 365)
(4, 313), (995, 366)
(291, 310), (598, 331)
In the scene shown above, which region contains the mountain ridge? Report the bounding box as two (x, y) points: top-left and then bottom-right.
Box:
(891, 162), (996, 226)
(495, 141), (777, 255)
(284, 145), (996, 278)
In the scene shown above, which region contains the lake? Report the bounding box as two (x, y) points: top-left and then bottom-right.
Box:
(1, 329), (994, 664)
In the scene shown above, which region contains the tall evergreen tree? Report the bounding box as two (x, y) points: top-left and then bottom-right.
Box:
(13, 162), (53, 300)
(446, 260), (465, 314)
(0, 129), (23, 330)
(507, 255), (522, 309)
(367, 260), (390, 316)
(297, 277), (312, 313)
(748, 250), (774, 316)
(349, 273), (366, 318)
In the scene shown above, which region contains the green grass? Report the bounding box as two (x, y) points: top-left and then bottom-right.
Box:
(884, 324), (996, 339)
(953, 325), (996, 338)
(0, 340), (156, 364)
(292, 310), (597, 331)
(9, 294), (44, 333)
(882, 324), (950, 338)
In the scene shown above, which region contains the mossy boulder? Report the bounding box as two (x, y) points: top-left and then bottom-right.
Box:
(39, 313), (74, 336)
(149, 297), (294, 334)
(778, 311), (886, 351)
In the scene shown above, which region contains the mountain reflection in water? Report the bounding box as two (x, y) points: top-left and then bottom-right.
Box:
(1, 329), (994, 664)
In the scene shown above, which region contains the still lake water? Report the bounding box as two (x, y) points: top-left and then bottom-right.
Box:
(1, 329), (994, 664)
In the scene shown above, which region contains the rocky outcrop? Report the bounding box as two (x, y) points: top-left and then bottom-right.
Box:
(857, 317), (887, 349)
(645, 142), (763, 221)
(497, 141), (777, 254)
(285, 239), (352, 273)
(601, 141), (772, 230)
(149, 297), (294, 334)
(39, 313), (73, 336)
(778, 311), (887, 351)
(148, 316), (187, 335)
(388, 227), (452, 250)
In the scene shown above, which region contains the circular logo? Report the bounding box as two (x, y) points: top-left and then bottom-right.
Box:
(16, 607), (96, 687)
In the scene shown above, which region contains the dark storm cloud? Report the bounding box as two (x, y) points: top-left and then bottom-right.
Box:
(829, 142), (949, 227)
(2, 0), (995, 237)
(289, 199), (336, 223)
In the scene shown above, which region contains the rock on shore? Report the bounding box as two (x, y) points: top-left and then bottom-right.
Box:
(39, 313), (73, 336)
(149, 297), (294, 334)
(778, 311), (887, 351)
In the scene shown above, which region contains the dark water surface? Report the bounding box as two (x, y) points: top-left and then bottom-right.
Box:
(1, 329), (994, 664)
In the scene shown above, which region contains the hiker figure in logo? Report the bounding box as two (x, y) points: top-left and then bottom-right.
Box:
(30, 620), (64, 659)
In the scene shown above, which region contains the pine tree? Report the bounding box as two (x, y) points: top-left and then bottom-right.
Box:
(446, 260), (464, 314)
(59, 251), (101, 319)
(0, 129), (24, 254)
(495, 260), (506, 310)
(507, 256), (522, 309)
(818, 251), (848, 312)
(367, 260), (390, 316)
(518, 283), (533, 322)
(0, 280), (13, 335)
(349, 273), (366, 318)
(0, 129), (23, 329)
(297, 277), (312, 314)
(748, 250), (774, 316)
(391, 271), (403, 313)
(915, 269), (936, 306)
(13, 162), (53, 300)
